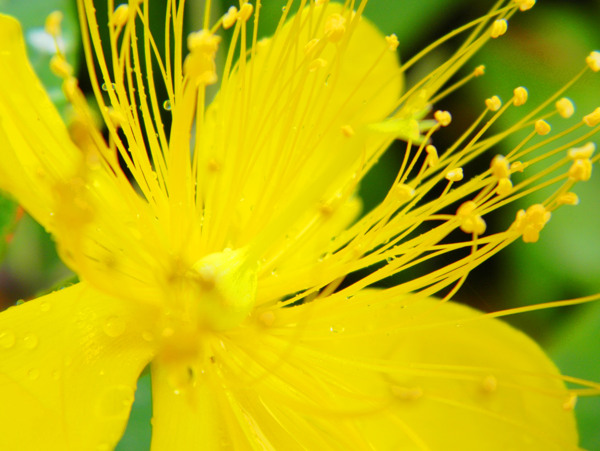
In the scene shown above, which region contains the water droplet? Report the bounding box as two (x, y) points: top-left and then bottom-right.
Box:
(329, 324), (345, 333)
(103, 316), (126, 338)
(101, 82), (116, 91)
(40, 301), (50, 312)
(27, 368), (40, 380)
(97, 385), (134, 419)
(282, 6), (286, 11)
(141, 331), (154, 342)
(16, 299), (25, 306)
(0, 330), (16, 349)
(52, 370), (61, 380)
(162, 99), (172, 111)
(23, 333), (39, 350)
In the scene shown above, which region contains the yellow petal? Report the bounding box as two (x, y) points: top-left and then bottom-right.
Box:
(0, 283), (157, 450)
(0, 14), (173, 305)
(194, 3), (402, 259)
(166, 295), (578, 449)
(0, 14), (81, 228)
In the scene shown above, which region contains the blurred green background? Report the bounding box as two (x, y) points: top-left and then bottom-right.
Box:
(0, 0), (598, 449)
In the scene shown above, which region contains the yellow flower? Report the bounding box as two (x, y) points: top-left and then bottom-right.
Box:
(0, 0), (598, 449)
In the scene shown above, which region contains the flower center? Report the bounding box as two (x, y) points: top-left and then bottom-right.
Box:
(189, 248), (257, 331)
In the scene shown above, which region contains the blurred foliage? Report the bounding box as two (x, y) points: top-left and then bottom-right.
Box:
(0, 0), (598, 449)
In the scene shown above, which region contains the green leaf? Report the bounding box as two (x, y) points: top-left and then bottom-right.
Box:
(0, 193), (19, 259)
(548, 301), (600, 451)
(116, 373), (153, 451)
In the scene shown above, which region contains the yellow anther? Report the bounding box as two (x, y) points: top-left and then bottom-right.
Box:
(62, 77), (78, 101)
(496, 178), (513, 196)
(45, 11), (63, 37)
(341, 124), (355, 137)
(535, 119), (551, 135)
(514, 0), (535, 11)
(568, 159), (593, 181)
(583, 107), (600, 127)
(513, 87), (528, 106)
(568, 142), (595, 160)
(473, 65), (485, 77)
(445, 168), (464, 182)
(512, 204), (551, 243)
(258, 311), (276, 328)
(111, 4), (130, 28)
(325, 13), (346, 43)
(563, 394), (578, 411)
(434, 110), (452, 126)
(238, 3), (254, 22)
(425, 145), (439, 168)
(391, 385), (423, 401)
(185, 30), (221, 85)
(511, 161), (524, 173)
(49, 55), (73, 79)
(308, 58), (327, 72)
(586, 51), (600, 72)
(556, 97), (575, 118)
(456, 201), (486, 235)
(107, 107), (126, 129)
(490, 19), (508, 38)
(304, 38), (320, 55)
(222, 6), (238, 29)
(557, 192), (579, 206)
(485, 96), (502, 112)
(393, 184), (415, 202)
(187, 29), (221, 53)
(386, 34), (399, 51)
(482, 375), (498, 393)
(491, 155), (511, 179)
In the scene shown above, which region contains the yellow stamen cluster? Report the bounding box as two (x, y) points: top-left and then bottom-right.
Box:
(325, 13), (347, 43)
(512, 204), (551, 243)
(456, 201), (486, 235)
(185, 30), (221, 85)
(568, 143), (595, 181)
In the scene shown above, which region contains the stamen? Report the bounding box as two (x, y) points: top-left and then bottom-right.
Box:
(434, 110), (452, 127)
(445, 168), (464, 182)
(513, 0), (536, 12)
(485, 95), (502, 111)
(456, 201), (486, 235)
(583, 107), (600, 126)
(511, 204), (551, 243)
(555, 97), (575, 118)
(586, 51), (600, 72)
(44, 11), (63, 38)
(324, 13), (346, 43)
(513, 86), (528, 106)
(490, 19), (508, 39)
(534, 119), (551, 135)
(385, 34), (399, 51)
(110, 4), (130, 29)
(223, 6), (238, 29)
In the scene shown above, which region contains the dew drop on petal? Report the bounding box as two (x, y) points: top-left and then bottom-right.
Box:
(162, 99), (172, 111)
(27, 368), (40, 380)
(329, 324), (345, 333)
(103, 316), (126, 338)
(52, 370), (61, 380)
(23, 333), (39, 350)
(40, 301), (51, 312)
(0, 330), (16, 349)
